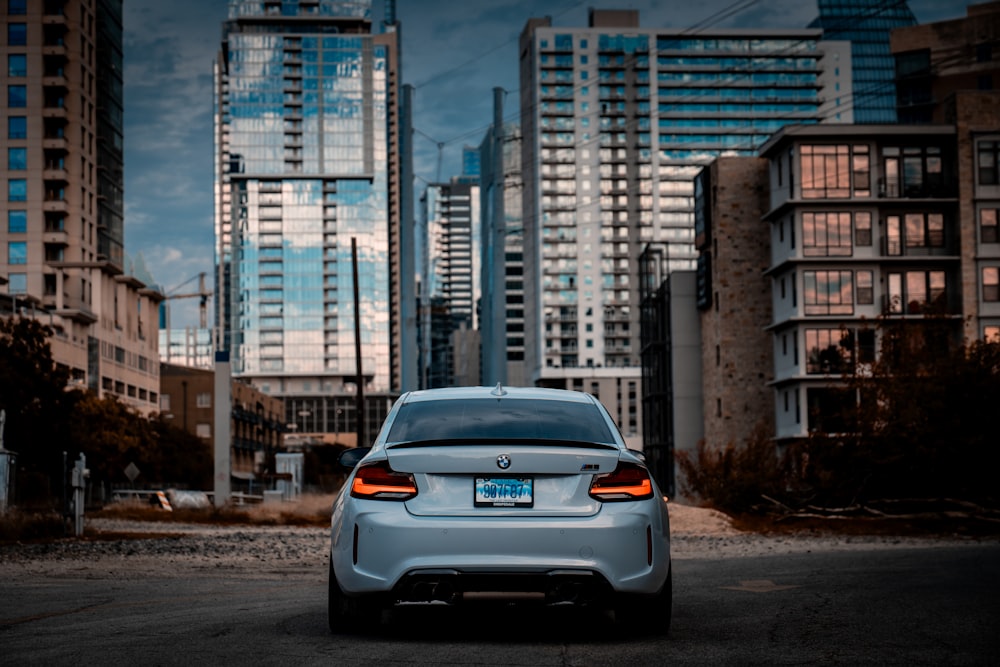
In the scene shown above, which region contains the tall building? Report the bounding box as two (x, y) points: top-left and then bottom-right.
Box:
(213, 0), (402, 437)
(1, 0), (162, 414)
(419, 178), (479, 387)
(518, 9), (848, 446)
(479, 109), (525, 387)
(809, 0), (918, 124)
(892, 0), (1000, 124)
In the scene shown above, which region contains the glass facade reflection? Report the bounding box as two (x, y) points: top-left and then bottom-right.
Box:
(216, 0), (394, 402)
(810, 0), (917, 124)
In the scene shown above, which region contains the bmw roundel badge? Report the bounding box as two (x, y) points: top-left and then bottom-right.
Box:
(497, 454), (511, 470)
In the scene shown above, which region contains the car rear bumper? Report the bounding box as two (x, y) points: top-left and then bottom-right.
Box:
(331, 501), (670, 598)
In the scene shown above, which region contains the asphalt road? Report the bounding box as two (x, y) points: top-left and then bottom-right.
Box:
(2, 544), (998, 665)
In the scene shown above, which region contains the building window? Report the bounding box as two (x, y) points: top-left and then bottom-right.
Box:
(976, 140), (999, 185)
(802, 211), (852, 256)
(985, 326), (1000, 342)
(800, 144), (869, 199)
(885, 213), (945, 253)
(805, 328), (852, 374)
(804, 270), (853, 315)
(196, 423), (212, 439)
(161, 394), (171, 411)
(807, 388), (852, 434)
(8, 0), (27, 14)
(905, 212), (945, 249)
(8, 84), (26, 107)
(8, 241), (27, 265)
(7, 273), (26, 294)
(854, 211), (872, 246)
(984, 267), (999, 302)
(883, 145), (944, 197)
(7, 54), (26, 77)
(887, 270), (946, 314)
(852, 144), (870, 196)
(982, 209), (999, 244)
(976, 42), (993, 63)
(196, 392), (211, 408)
(8, 116), (26, 138)
(7, 23), (26, 46)
(856, 270), (874, 305)
(8, 147), (26, 170)
(8, 210), (26, 233)
(8, 178), (26, 201)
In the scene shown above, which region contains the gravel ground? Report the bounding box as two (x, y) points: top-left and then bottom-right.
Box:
(0, 501), (992, 580)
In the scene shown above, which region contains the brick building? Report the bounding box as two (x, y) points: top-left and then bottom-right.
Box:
(160, 364), (285, 485)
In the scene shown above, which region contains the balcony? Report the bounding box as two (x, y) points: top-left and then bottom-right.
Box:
(881, 293), (959, 317)
(880, 237), (956, 258)
(43, 230), (69, 245)
(43, 199), (68, 213)
(43, 74), (68, 88)
(877, 178), (957, 200)
(43, 166), (68, 181)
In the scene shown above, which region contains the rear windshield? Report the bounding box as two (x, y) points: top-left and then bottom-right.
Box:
(385, 398), (616, 444)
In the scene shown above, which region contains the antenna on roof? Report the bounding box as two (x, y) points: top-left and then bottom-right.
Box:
(491, 382), (507, 397)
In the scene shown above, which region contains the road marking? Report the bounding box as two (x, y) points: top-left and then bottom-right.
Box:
(721, 579), (800, 593)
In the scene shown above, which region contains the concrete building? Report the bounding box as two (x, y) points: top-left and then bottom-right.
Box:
(1, 0), (162, 414)
(160, 363), (285, 486)
(517, 9), (849, 447)
(892, 1), (1000, 124)
(419, 179), (480, 388)
(213, 0), (402, 441)
(479, 109), (526, 387)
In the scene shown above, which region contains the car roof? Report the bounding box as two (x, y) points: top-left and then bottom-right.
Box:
(399, 385), (597, 405)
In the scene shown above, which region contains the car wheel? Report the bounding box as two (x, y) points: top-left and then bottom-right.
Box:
(328, 559), (383, 634)
(614, 566), (672, 637)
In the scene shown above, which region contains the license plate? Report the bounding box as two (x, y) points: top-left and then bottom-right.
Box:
(474, 477), (533, 508)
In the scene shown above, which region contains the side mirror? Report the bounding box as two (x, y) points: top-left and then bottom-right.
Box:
(338, 446), (372, 470)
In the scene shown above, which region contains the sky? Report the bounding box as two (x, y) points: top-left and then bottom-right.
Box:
(122, 0), (973, 328)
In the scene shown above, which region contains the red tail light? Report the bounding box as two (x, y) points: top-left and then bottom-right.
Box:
(350, 460), (418, 500)
(589, 462), (654, 501)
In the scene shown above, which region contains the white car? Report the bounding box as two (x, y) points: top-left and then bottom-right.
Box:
(328, 385), (671, 634)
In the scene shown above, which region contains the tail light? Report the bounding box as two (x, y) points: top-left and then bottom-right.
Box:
(350, 460), (418, 500)
(589, 462), (654, 501)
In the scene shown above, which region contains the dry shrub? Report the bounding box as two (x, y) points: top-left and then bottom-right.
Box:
(675, 422), (788, 514)
(0, 510), (66, 542)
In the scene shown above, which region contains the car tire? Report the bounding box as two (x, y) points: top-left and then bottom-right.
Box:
(614, 565), (672, 637)
(328, 559), (383, 634)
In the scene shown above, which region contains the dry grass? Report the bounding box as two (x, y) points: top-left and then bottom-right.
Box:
(0, 510), (67, 542)
(91, 493), (337, 528)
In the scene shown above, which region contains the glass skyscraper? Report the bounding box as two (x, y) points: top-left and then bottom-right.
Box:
(810, 0), (918, 123)
(215, 0), (400, 436)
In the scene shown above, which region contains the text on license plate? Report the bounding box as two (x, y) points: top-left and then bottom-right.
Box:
(474, 477), (533, 507)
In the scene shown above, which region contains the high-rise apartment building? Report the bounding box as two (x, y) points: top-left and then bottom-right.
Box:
(518, 9), (848, 446)
(479, 111), (525, 387)
(419, 178), (479, 387)
(214, 0), (402, 436)
(809, 0), (918, 123)
(1, 0), (162, 414)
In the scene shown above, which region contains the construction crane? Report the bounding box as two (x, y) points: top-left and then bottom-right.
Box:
(162, 272), (212, 330)
(161, 272), (214, 365)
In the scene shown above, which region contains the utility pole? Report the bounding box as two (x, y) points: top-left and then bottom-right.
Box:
(352, 238), (366, 447)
